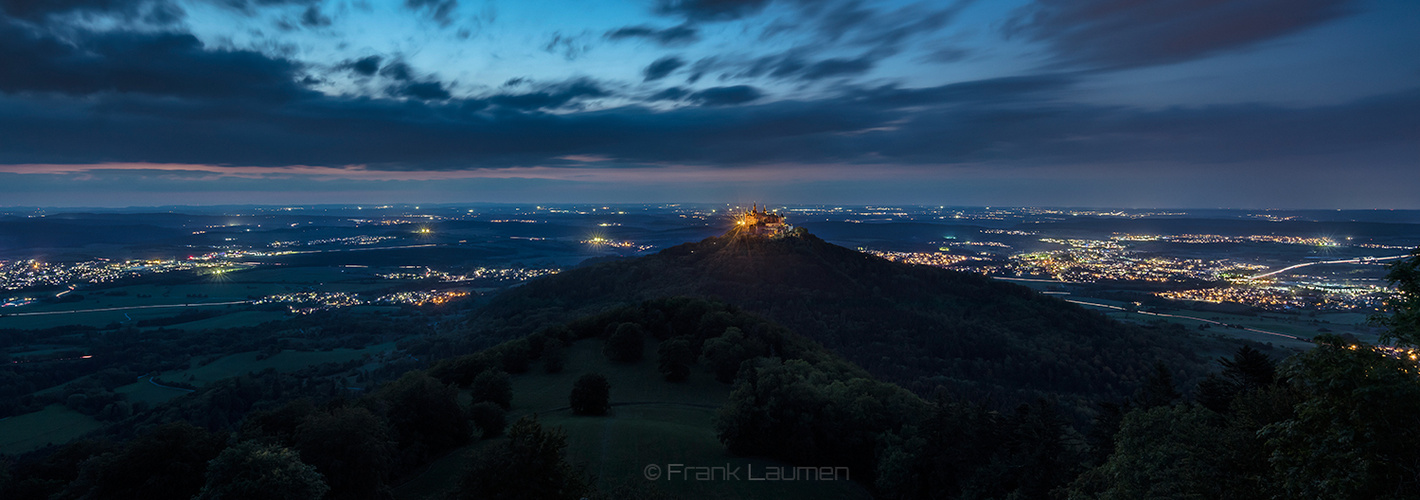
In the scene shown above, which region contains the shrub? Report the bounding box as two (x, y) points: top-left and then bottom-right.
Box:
(603, 323), (645, 363)
(471, 370), (513, 409)
(569, 373), (610, 416)
(469, 402), (507, 439)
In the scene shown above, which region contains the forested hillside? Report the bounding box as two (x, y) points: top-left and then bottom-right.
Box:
(474, 229), (1239, 420)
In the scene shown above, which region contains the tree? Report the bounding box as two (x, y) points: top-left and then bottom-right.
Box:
(194, 441), (329, 500)
(1069, 404), (1231, 499)
(1196, 345), (1278, 414)
(700, 327), (754, 383)
(60, 421), (225, 500)
(1260, 335), (1420, 498)
(470, 402), (506, 439)
(454, 416), (589, 499)
(569, 373), (610, 415)
(542, 338), (567, 373)
(656, 338), (694, 382)
(470, 369), (513, 409)
(603, 323), (645, 363)
(294, 406), (395, 500)
(1374, 247), (1420, 346)
(1219, 345), (1276, 388)
(374, 372), (470, 460)
(239, 399), (318, 444)
(498, 339), (532, 373)
(1134, 362), (1181, 409)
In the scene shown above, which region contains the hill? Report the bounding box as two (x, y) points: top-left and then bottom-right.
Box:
(472, 228), (1236, 420)
(420, 297), (1083, 499)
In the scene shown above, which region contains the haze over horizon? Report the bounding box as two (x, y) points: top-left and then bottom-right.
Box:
(2, 0), (1417, 208)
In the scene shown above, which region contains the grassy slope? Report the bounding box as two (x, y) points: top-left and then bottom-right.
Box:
(394, 339), (871, 500)
(0, 404), (105, 455)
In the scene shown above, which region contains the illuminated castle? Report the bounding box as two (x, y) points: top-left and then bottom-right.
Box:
(733, 203), (791, 237)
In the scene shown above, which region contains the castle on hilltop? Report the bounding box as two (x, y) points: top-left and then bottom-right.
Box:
(733, 203), (791, 237)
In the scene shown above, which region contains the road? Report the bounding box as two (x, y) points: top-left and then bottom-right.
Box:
(1249, 255), (1408, 280)
(143, 375), (197, 393)
(1063, 299), (1302, 340)
(0, 300), (252, 317)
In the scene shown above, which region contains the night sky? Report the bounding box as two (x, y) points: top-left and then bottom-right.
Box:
(1, 0), (1416, 208)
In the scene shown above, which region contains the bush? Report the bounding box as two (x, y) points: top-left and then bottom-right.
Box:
(499, 340), (532, 374)
(603, 323), (644, 363)
(454, 416), (589, 499)
(543, 339), (567, 374)
(470, 402), (507, 439)
(194, 441), (329, 500)
(657, 338), (694, 382)
(471, 370), (513, 409)
(569, 373), (610, 416)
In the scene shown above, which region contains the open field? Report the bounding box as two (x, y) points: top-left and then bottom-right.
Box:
(162, 310), (290, 330)
(115, 376), (196, 407)
(0, 404), (105, 455)
(168, 342), (399, 386)
(393, 340), (870, 500)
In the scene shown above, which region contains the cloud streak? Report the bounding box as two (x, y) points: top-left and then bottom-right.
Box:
(1005, 0), (1362, 69)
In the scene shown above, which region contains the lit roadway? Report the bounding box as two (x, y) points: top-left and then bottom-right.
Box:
(0, 301), (252, 317)
(1063, 299), (1301, 341)
(1248, 255), (1408, 280)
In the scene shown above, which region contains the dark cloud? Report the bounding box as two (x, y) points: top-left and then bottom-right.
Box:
(813, 0), (971, 50)
(379, 61), (414, 81)
(643, 56), (686, 82)
(800, 56), (874, 80)
(649, 86), (690, 101)
(143, 1), (182, 24)
(732, 53), (875, 81)
(543, 31), (592, 61)
(299, 4), (331, 27)
(483, 78), (608, 110)
(689, 85), (763, 106)
(0, 0), (183, 23)
(847, 74), (1073, 108)
(341, 55), (382, 77)
(655, 0), (771, 21)
(605, 24), (699, 46)
(921, 47), (968, 63)
(0, 69), (1415, 174)
(750, 0), (972, 64)
(0, 11), (1411, 181)
(0, 20), (308, 100)
(392, 81), (451, 101)
(218, 0), (320, 16)
(404, 0), (456, 26)
(681, 1), (970, 84)
(1005, 0), (1360, 69)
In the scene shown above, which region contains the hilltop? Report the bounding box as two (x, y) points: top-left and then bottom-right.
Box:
(472, 228), (1234, 419)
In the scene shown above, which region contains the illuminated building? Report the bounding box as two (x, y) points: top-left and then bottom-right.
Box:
(732, 203), (791, 237)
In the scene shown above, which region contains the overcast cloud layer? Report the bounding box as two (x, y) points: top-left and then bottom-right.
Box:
(0, 0), (1416, 207)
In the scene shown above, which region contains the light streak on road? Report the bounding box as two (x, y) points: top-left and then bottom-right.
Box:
(1063, 299), (1302, 341)
(1249, 255), (1407, 280)
(995, 277), (1084, 284)
(0, 300), (251, 317)
(275, 243), (440, 255)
